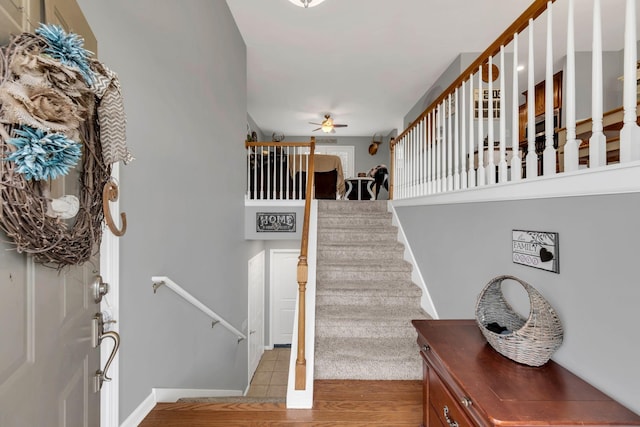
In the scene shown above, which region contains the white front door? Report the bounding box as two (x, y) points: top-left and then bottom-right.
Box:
(248, 251), (265, 381)
(270, 250), (300, 346)
(0, 1), (110, 426)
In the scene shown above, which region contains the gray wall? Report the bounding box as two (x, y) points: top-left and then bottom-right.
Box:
(76, 1), (264, 422)
(404, 53), (478, 128)
(394, 193), (640, 414)
(403, 52), (517, 148)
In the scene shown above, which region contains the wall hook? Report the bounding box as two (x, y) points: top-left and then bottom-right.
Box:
(103, 180), (127, 236)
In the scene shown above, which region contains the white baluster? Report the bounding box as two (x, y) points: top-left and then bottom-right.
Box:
(543, 1), (557, 176)
(487, 56), (496, 185)
(511, 33), (522, 181)
(247, 146), (251, 199)
(499, 46), (508, 182)
(447, 95), (454, 191)
(427, 113), (433, 194)
(620, 0), (640, 161)
(526, 18), (538, 178)
(412, 128), (416, 195)
(468, 73), (476, 188)
(589, 0), (606, 168)
(407, 129), (416, 197)
(436, 105), (442, 193)
(418, 119), (423, 196)
(564, 0), (579, 172)
(422, 117), (427, 196)
(461, 81), (468, 189)
(454, 88), (461, 190)
(285, 146), (291, 200)
(441, 101), (448, 191)
(477, 66), (486, 186)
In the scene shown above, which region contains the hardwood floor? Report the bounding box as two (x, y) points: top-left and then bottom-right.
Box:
(139, 380), (423, 426)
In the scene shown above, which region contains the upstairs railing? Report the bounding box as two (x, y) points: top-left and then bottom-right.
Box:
(391, 0), (640, 200)
(245, 140), (316, 201)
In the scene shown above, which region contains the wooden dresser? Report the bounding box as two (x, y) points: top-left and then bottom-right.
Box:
(412, 319), (640, 427)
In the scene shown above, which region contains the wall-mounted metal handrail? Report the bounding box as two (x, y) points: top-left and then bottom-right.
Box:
(151, 276), (246, 342)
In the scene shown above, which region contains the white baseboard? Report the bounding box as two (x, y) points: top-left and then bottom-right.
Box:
(120, 391), (155, 427)
(388, 201), (439, 319)
(119, 388), (244, 427)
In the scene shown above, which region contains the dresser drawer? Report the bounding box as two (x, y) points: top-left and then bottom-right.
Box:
(428, 367), (474, 427)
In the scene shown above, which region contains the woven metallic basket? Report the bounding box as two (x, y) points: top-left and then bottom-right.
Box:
(475, 275), (563, 367)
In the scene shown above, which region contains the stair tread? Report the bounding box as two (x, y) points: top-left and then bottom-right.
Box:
(318, 260), (412, 269)
(316, 281), (421, 296)
(316, 304), (427, 320)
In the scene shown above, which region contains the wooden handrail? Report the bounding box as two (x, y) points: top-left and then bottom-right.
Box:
(295, 136), (315, 390)
(392, 0), (557, 147)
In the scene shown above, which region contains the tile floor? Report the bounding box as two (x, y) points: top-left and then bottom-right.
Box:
(246, 347), (290, 398)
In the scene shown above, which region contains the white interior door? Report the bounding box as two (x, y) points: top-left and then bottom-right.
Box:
(0, 1), (108, 426)
(270, 249), (300, 346)
(248, 251), (265, 381)
(315, 145), (355, 179)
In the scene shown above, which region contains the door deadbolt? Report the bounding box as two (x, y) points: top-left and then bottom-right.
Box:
(91, 275), (109, 304)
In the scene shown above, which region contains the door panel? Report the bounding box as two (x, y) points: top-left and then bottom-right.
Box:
(270, 250), (300, 346)
(248, 251), (265, 380)
(0, 0), (102, 425)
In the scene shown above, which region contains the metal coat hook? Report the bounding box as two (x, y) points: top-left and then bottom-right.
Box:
(103, 180), (127, 236)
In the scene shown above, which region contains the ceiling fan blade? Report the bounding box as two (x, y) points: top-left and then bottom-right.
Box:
(312, 127), (322, 131)
(309, 122), (322, 125)
(333, 124), (348, 127)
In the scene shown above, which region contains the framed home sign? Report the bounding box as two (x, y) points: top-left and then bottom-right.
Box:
(256, 212), (296, 232)
(512, 230), (559, 273)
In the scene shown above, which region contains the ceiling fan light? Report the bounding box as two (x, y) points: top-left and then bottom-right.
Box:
(287, 0), (327, 8)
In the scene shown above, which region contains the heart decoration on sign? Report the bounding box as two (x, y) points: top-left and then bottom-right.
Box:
(539, 247), (554, 262)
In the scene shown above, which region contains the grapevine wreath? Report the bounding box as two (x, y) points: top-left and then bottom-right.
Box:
(0, 24), (132, 268)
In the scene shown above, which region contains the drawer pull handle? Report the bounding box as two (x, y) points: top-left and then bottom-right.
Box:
(460, 396), (472, 407)
(443, 405), (459, 427)
(422, 344), (430, 352)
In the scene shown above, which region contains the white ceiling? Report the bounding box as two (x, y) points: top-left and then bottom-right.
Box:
(225, 0), (632, 139)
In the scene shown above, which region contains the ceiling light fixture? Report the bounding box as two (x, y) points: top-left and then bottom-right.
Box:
(288, 0), (326, 8)
(321, 116), (334, 133)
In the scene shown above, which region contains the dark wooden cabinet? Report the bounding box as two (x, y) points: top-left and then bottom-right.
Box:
(413, 319), (640, 427)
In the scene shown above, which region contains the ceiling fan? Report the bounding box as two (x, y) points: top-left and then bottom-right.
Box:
(309, 114), (348, 133)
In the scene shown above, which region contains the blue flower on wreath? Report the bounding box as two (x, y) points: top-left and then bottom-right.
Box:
(4, 126), (82, 181)
(35, 24), (94, 84)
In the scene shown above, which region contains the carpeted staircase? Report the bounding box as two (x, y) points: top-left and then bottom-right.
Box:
(314, 200), (430, 380)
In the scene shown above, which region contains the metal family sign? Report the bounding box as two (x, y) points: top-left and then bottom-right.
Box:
(256, 212), (296, 233)
(512, 230), (559, 273)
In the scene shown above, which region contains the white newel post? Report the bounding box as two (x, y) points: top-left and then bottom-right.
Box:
(564, 0), (579, 172)
(620, 0), (640, 162)
(589, 0), (607, 168)
(511, 32), (522, 180)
